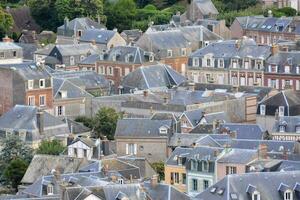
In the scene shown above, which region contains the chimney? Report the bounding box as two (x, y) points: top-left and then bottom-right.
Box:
(150, 175), (158, 188)
(188, 82), (195, 91)
(97, 15), (101, 24)
(64, 17), (69, 33)
(2, 35), (13, 42)
(235, 40), (241, 49)
(32, 31), (37, 40)
(91, 40), (96, 46)
(275, 109), (279, 121)
(229, 130), (237, 139)
(143, 90), (148, 97)
(283, 149), (288, 160)
(258, 143), (268, 159)
(36, 108), (44, 134)
(271, 44), (279, 55)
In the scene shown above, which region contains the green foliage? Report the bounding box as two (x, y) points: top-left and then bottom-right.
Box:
(3, 158), (28, 191)
(264, 7), (297, 17)
(94, 107), (120, 139)
(215, 0), (258, 12)
(151, 161), (165, 181)
(36, 140), (65, 155)
(75, 116), (94, 129)
(144, 4), (157, 10)
(0, 7), (14, 39)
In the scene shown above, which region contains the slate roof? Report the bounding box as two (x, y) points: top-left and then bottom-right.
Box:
(57, 17), (105, 35)
(0, 62), (50, 80)
(79, 54), (101, 65)
(62, 118), (91, 134)
(219, 123), (265, 140)
(144, 182), (190, 200)
(178, 25), (223, 41)
(51, 44), (99, 57)
(258, 90), (300, 116)
(21, 155), (92, 184)
(266, 51), (300, 73)
(79, 29), (116, 44)
(235, 16), (296, 33)
(0, 42), (22, 50)
(115, 118), (172, 138)
(166, 147), (193, 165)
(193, 0), (219, 16)
(51, 70), (110, 90)
(181, 108), (204, 127)
(0, 105), (65, 132)
(217, 148), (257, 164)
(169, 133), (206, 147)
(16, 43), (37, 60)
(53, 78), (93, 100)
(121, 64), (186, 92)
(150, 112), (179, 122)
(34, 44), (55, 56)
(194, 171), (300, 200)
(273, 116), (300, 133)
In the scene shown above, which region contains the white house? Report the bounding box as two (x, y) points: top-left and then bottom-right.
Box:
(68, 137), (101, 160)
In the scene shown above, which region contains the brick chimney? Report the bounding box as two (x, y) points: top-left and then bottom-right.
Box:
(271, 44), (279, 55)
(258, 143), (268, 159)
(36, 108), (44, 134)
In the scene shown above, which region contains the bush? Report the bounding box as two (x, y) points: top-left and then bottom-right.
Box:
(36, 140), (65, 155)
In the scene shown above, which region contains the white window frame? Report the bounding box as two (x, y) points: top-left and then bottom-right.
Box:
(107, 66), (113, 76)
(284, 190), (293, 200)
(149, 55), (154, 62)
(284, 66), (290, 73)
(80, 55), (85, 61)
(70, 56), (75, 65)
(193, 57), (199, 67)
(252, 191), (261, 200)
(39, 95), (46, 106)
(28, 80), (34, 89)
(47, 184), (54, 195)
(57, 105), (64, 116)
(98, 66), (105, 75)
(219, 59), (224, 68)
(279, 125), (285, 133)
(126, 143), (137, 155)
(39, 79), (45, 88)
(279, 106), (285, 117)
(28, 96), (35, 106)
(260, 105), (266, 116)
(181, 48), (187, 56)
(167, 49), (173, 57)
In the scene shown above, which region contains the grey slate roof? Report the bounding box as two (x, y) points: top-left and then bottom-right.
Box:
(217, 148), (257, 164)
(273, 116), (300, 133)
(193, 0), (219, 16)
(182, 108), (204, 127)
(144, 182), (190, 200)
(266, 51), (300, 73)
(21, 155), (91, 184)
(121, 64), (186, 92)
(79, 54), (101, 65)
(0, 105), (66, 132)
(178, 25), (222, 41)
(0, 42), (22, 50)
(166, 147), (193, 165)
(194, 171), (300, 200)
(51, 44), (99, 57)
(115, 118), (172, 138)
(79, 29), (116, 44)
(219, 123), (265, 140)
(63, 118), (91, 134)
(0, 62), (50, 80)
(169, 133), (206, 147)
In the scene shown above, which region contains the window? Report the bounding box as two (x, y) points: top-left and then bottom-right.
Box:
(28, 80), (34, 89)
(149, 55), (154, 62)
(203, 161), (208, 171)
(28, 96), (35, 106)
(126, 143), (137, 155)
(124, 68), (130, 76)
(206, 74), (212, 83)
(167, 50), (172, 57)
(107, 66), (113, 75)
(57, 105), (64, 116)
(206, 58), (211, 67)
(279, 106), (285, 117)
(78, 30), (82, 37)
(80, 55), (85, 61)
(39, 95), (45, 106)
(284, 191), (292, 200)
(174, 172), (179, 184)
(39, 79), (45, 88)
(182, 173), (186, 185)
(296, 126), (300, 133)
(203, 180), (209, 190)
(193, 58), (199, 67)
(256, 60), (262, 69)
(98, 66), (105, 74)
(232, 60), (238, 68)
(297, 66), (300, 74)
(204, 41), (210, 46)
(279, 125), (285, 133)
(74, 148), (77, 156)
(13, 51), (17, 57)
(192, 179), (198, 191)
(70, 56), (75, 65)
(219, 59), (224, 68)
(191, 160), (197, 171)
(284, 66), (290, 73)
(244, 59), (250, 69)
(226, 166), (237, 175)
(252, 192), (260, 200)
(47, 184), (54, 195)
(83, 149), (87, 157)
(0, 52), (4, 58)
(181, 48), (186, 56)
(118, 178), (124, 184)
(260, 105), (266, 115)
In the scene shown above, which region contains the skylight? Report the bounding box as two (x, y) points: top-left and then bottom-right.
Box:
(261, 25), (266, 28)
(267, 25), (272, 29)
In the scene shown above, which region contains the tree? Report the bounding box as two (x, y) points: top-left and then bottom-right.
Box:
(3, 158), (28, 191)
(0, 7), (14, 39)
(75, 116), (95, 130)
(104, 0), (137, 31)
(94, 107), (120, 139)
(0, 135), (33, 165)
(36, 140), (65, 155)
(151, 161), (165, 181)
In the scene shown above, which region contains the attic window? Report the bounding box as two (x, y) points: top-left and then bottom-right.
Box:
(39, 79), (45, 88)
(167, 50), (172, 57)
(181, 48), (186, 56)
(217, 188), (225, 195)
(284, 190), (293, 200)
(0, 52), (4, 58)
(296, 126), (300, 133)
(118, 178), (124, 184)
(210, 187), (217, 193)
(252, 191), (261, 200)
(230, 193), (238, 200)
(260, 105), (266, 116)
(60, 91), (67, 98)
(47, 184), (54, 195)
(149, 55), (154, 62)
(159, 126), (168, 134)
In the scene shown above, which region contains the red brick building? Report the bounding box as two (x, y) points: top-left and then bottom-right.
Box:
(0, 62), (53, 115)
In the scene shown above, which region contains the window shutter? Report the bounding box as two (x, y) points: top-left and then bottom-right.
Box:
(126, 144), (129, 154)
(208, 162), (215, 173)
(282, 79), (285, 89)
(134, 144), (137, 155)
(276, 79), (279, 89)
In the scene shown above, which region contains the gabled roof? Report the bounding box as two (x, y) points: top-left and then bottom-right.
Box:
(51, 44), (98, 56)
(193, 0), (219, 16)
(79, 29), (116, 44)
(169, 133), (206, 147)
(273, 116), (300, 133)
(195, 171), (300, 200)
(181, 109), (204, 127)
(267, 51), (300, 71)
(219, 123), (265, 140)
(115, 118), (172, 138)
(121, 64), (186, 92)
(57, 17), (105, 32)
(0, 42), (22, 50)
(217, 148), (257, 164)
(178, 25), (223, 41)
(21, 155), (92, 184)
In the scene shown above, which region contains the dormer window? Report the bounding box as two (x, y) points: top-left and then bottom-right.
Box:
(279, 106), (285, 117)
(60, 91), (67, 98)
(0, 52), (4, 58)
(149, 55), (154, 62)
(260, 105), (266, 116)
(296, 126), (300, 133)
(77, 30), (83, 37)
(232, 59), (238, 68)
(80, 55), (85, 61)
(193, 57), (199, 67)
(118, 178), (124, 184)
(70, 56), (75, 65)
(256, 60), (262, 69)
(39, 79), (45, 88)
(167, 50), (172, 57)
(219, 59), (224, 68)
(159, 126), (168, 134)
(47, 184), (54, 195)
(244, 58), (250, 69)
(252, 191), (261, 200)
(284, 66), (290, 73)
(206, 58), (211, 67)
(279, 125), (285, 133)
(284, 190), (293, 200)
